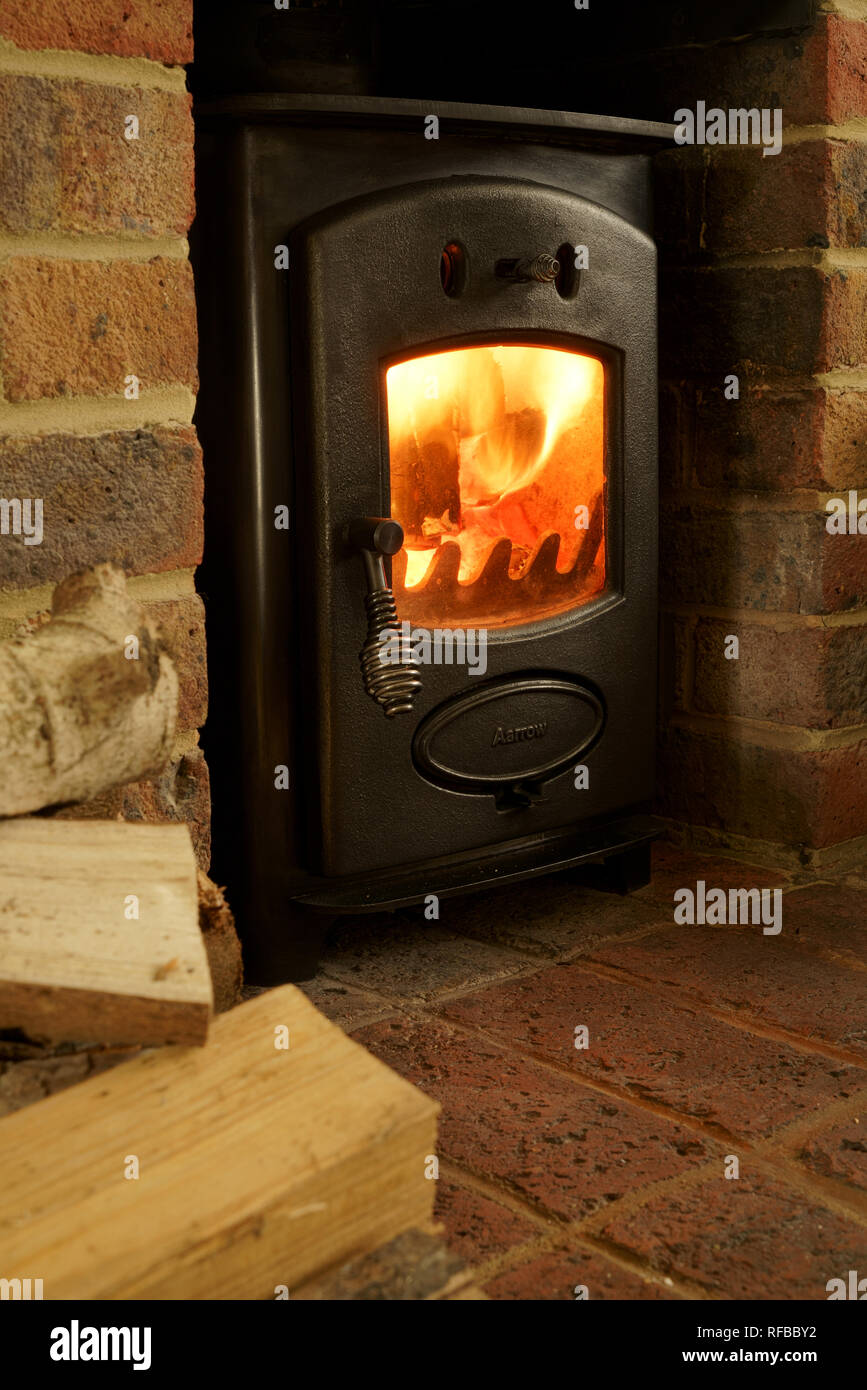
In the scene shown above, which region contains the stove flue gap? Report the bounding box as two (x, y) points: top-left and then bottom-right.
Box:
(194, 97), (671, 983)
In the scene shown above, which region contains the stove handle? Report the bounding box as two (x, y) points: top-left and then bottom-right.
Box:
(495, 252), (560, 284)
(346, 516), (423, 719)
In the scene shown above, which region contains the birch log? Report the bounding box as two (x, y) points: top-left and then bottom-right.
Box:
(0, 563), (178, 816)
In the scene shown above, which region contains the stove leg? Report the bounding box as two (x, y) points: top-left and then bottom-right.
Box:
(243, 907), (334, 987)
(603, 841), (652, 895)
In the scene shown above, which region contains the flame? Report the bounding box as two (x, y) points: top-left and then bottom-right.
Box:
(386, 344), (606, 620)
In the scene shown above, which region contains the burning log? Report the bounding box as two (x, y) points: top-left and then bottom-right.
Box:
(387, 343), (607, 623)
(390, 426), (462, 543)
(392, 491), (605, 627)
(0, 563), (178, 817)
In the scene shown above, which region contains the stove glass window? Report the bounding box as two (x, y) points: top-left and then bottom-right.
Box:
(385, 343), (607, 629)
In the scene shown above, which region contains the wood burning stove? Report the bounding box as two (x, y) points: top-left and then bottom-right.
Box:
(194, 96), (671, 983)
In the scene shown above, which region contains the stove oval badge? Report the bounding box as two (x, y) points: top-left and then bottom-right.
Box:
(412, 673), (605, 797)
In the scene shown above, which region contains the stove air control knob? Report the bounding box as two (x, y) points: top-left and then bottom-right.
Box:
(495, 253), (560, 284)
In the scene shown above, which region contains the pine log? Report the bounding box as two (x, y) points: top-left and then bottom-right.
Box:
(0, 818), (212, 1047)
(0, 563), (178, 816)
(0, 986), (439, 1299)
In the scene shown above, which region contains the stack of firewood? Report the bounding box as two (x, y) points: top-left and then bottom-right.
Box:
(0, 566), (444, 1300)
(0, 563), (241, 1063)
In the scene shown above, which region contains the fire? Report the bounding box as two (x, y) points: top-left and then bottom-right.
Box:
(386, 344), (606, 620)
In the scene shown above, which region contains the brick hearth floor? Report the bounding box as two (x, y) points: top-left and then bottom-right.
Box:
(300, 840), (867, 1300)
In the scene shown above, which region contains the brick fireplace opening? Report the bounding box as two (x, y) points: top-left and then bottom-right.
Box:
(0, 0), (861, 985)
(186, 0), (867, 983)
(0, 0), (865, 1319)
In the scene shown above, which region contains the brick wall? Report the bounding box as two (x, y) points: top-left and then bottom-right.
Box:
(654, 2), (867, 862)
(0, 1), (209, 863)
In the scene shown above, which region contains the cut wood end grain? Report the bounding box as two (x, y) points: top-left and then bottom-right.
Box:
(0, 818), (213, 1048)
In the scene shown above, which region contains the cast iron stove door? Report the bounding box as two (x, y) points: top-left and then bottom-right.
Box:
(291, 175), (657, 876)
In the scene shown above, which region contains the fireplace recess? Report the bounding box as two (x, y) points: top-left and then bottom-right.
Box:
(194, 96), (673, 982)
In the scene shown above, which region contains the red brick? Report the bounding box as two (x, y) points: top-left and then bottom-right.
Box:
(687, 385), (867, 493)
(438, 964), (863, 1138)
(0, 77), (59, 233)
(825, 13), (867, 125)
(58, 82), (194, 237)
(0, 428), (203, 584)
(484, 1248), (676, 1301)
(588, 924), (867, 1059)
(597, 1171), (867, 1299)
(146, 594), (207, 732)
(781, 882), (867, 969)
(662, 267), (867, 380)
(0, 256), (197, 401)
(797, 1114), (867, 1194)
(641, 16), (867, 127)
(660, 503), (867, 614)
(835, 143), (867, 248)
(658, 380), (689, 490)
(354, 1017), (723, 1221)
(0, 0), (193, 65)
(658, 723), (867, 849)
(658, 610), (693, 718)
(434, 1181), (540, 1267)
(662, 142), (867, 259)
(690, 383), (812, 490)
(53, 746), (211, 868)
(692, 618), (867, 729)
(635, 842), (791, 908)
(0, 77), (194, 239)
(823, 390), (867, 491)
(705, 143), (830, 255)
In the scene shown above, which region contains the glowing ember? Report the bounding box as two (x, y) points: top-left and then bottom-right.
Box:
(385, 344), (606, 625)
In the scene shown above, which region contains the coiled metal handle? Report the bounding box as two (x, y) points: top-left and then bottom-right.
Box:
(347, 517), (422, 718)
(495, 252), (560, 284)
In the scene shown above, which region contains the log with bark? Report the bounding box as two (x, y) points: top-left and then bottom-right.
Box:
(0, 563), (248, 1052)
(0, 563), (178, 817)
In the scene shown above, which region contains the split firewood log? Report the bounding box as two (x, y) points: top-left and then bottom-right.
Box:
(0, 563), (178, 816)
